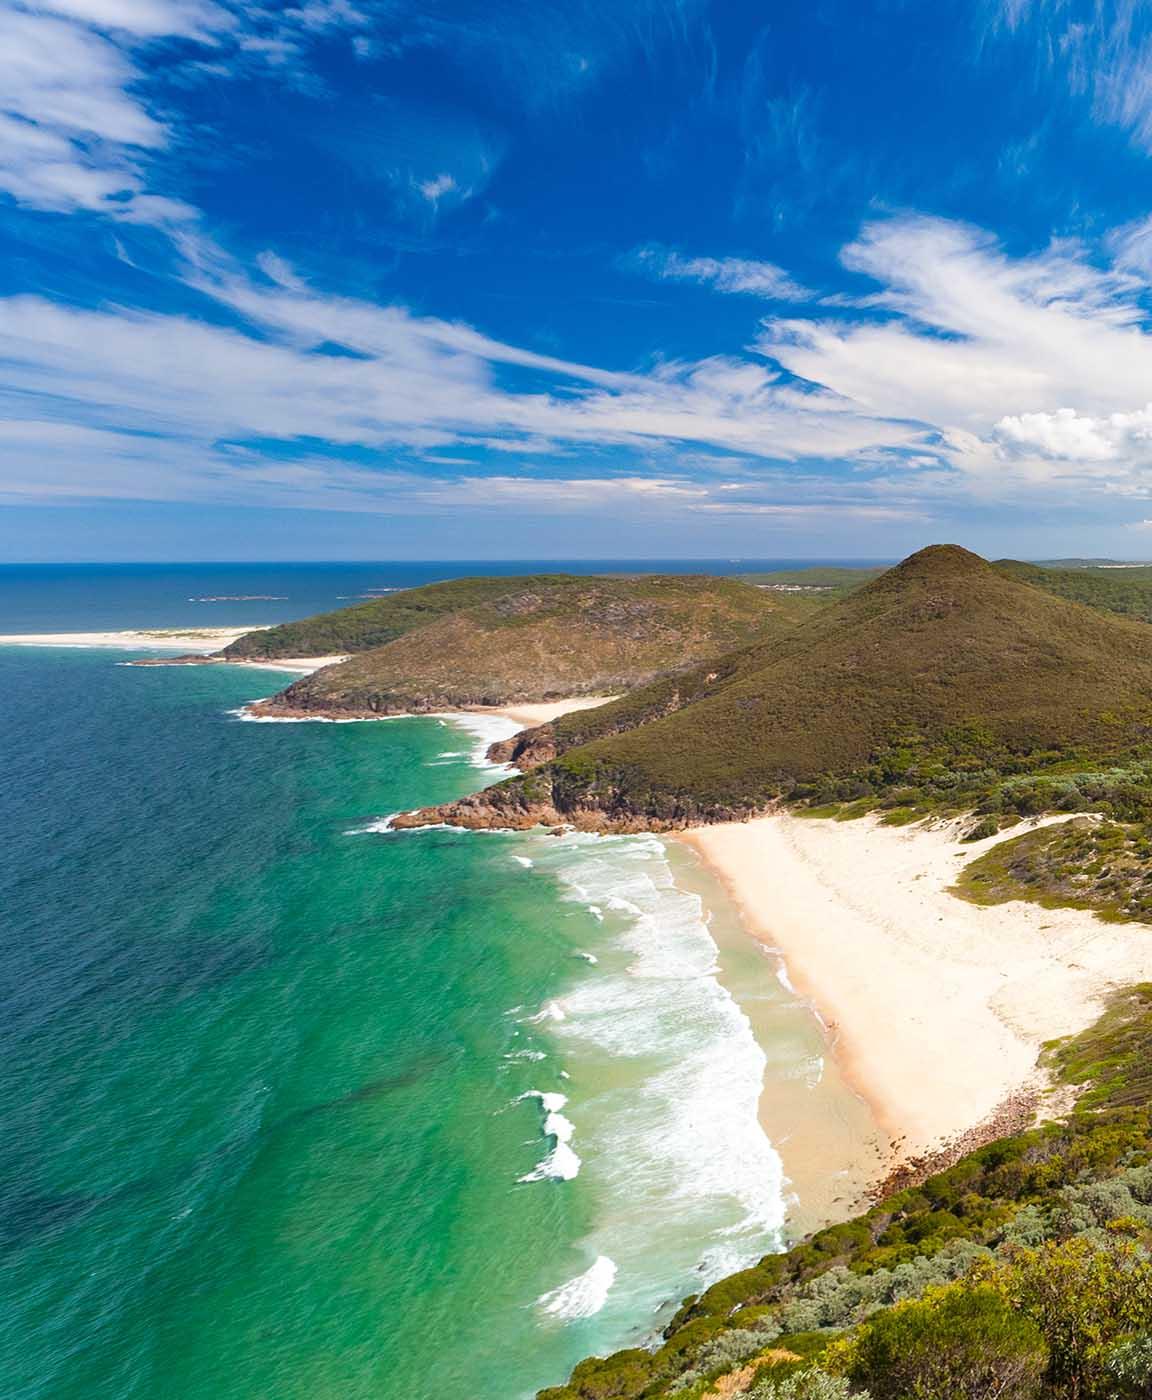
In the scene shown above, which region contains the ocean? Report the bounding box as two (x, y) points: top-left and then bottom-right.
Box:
(0, 563), (876, 1400)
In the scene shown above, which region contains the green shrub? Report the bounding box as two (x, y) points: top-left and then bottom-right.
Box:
(750, 1369), (867, 1399)
(693, 1326), (778, 1373)
(849, 1285), (1047, 1399)
(1103, 1333), (1152, 1397)
(982, 1236), (1152, 1397)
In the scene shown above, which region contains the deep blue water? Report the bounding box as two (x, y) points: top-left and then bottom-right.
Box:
(0, 560), (883, 632)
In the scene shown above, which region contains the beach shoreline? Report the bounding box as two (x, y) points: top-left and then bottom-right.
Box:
(241, 693), (621, 724)
(0, 631), (349, 674)
(661, 840), (888, 1240)
(0, 627), (266, 652)
(470, 696), (619, 728)
(676, 811), (1152, 1171)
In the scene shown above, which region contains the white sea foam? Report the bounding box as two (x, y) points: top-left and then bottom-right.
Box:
(434, 713), (520, 771)
(536, 1255), (618, 1320)
(774, 960), (797, 995)
(518, 1090), (581, 1182)
(343, 815), (400, 835)
(525, 1000), (567, 1024)
(228, 704), (394, 724)
(522, 831), (787, 1291)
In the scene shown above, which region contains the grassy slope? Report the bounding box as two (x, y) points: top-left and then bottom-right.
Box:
(223, 558), (1152, 664)
(996, 560), (1152, 624)
(458, 546), (1152, 827)
(261, 575), (791, 714)
(540, 987), (1152, 1400)
(744, 559), (1152, 627)
(222, 575), (563, 659)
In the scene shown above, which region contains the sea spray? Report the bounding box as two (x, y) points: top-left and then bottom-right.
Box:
(536, 1255), (619, 1320)
(517, 1090), (581, 1182)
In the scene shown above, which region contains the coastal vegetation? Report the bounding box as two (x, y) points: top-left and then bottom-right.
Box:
(401, 545), (1152, 832)
(222, 574), (540, 658)
(242, 575), (790, 716)
(742, 558), (1152, 627)
(954, 818), (1152, 924)
(995, 560), (1152, 625)
(540, 987), (1152, 1400)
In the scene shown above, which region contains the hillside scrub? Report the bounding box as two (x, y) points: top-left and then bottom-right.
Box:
(538, 987), (1152, 1400)
(242, 575), (794, 716)
(954, 818), (1152, 924)
(410, 546), (1152, 832)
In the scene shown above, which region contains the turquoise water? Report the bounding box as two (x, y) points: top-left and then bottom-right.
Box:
(1, 645), (812, 1399)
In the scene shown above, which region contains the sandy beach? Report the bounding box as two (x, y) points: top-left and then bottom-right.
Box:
(228, 655), (348, 674)
(0, 627), (264, 651)
(679, 811), (1152, 1164)
(0, 631), (346, 674)
(475, 696), (618, 727)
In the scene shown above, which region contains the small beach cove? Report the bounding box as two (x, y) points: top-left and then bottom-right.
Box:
(680, 810), (1152, 1174)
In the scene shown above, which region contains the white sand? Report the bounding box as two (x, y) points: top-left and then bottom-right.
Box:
(475, 696), (619, 727)
(681, 812), (1152, 1161)
(227, 656), (347, 674)
(0, 627), (263, 651)
(0, 629), (343, 675)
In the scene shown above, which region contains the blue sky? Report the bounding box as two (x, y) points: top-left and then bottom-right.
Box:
(8, 0), (1152, 559)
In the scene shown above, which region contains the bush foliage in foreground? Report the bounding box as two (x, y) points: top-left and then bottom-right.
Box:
(538, 987), (1152, 1400)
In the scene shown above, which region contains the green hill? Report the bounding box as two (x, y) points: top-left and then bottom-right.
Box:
(995, 559), (1152, 624)
(222, 575), (569, 659)
(223, 559), (1152, 671)
(250, 574), (792, 717)
(539, 987), (1152, 1400)
(399, 545), (1152, 830)
(741, 558), (1152, 628)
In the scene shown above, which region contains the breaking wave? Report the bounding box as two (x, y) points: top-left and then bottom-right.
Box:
(536, 1255), (618, 1321)
(522, 831), (788, 1305)
(517, 1090), (581, 1182)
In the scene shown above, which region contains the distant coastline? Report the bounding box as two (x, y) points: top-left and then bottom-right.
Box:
(0, 631), (346, 675)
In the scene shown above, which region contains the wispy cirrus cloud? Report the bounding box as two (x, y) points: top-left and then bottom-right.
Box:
(627, 243), (811, 300)
(12, 208), (1152, 524)
(0, 0), (374, 223)
(0, 5), (194, 220)
(987, 0), (1152, 157)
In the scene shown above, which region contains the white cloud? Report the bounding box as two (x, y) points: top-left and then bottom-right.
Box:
(1, 9), (165, 146)
(13, 210), (1152, 519)
(32, 0), (229, 38)
(0, 5), (202, 219)
(417, 172), (458, 202)
(628, 244), (811, 300)
(996, 404), (1152, 462)
(990, 2), (1152, 157)
(0, 0), (363, 223)
(758, 215), (1152, 496)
